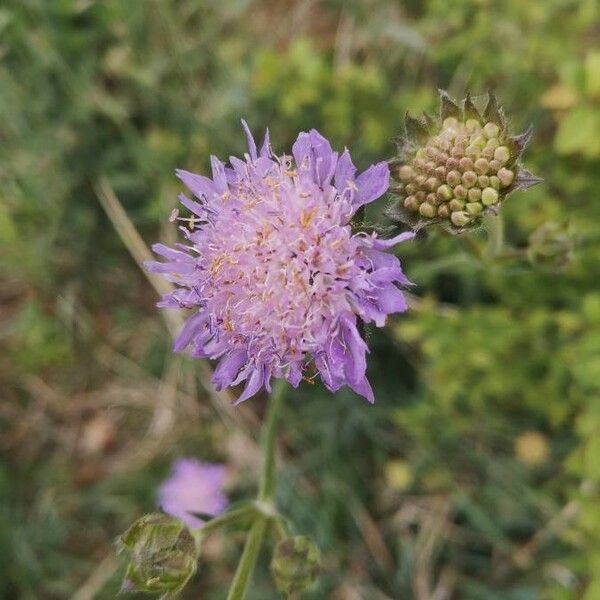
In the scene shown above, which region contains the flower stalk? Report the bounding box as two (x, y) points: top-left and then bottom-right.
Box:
(226, 379), (287, 600)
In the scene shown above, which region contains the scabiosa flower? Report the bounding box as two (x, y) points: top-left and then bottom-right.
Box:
(387, 90), (542, 233)
(146, 122), (414, 403)
(158, 459), (228, 529)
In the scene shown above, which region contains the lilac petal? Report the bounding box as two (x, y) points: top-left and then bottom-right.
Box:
(375, 284), (408, 315)
(349, 376), (375, 403)
(178, 193), (207, 218)
(354, 161), (390, 208)
(260, 128), (271, 158)
(176, 169), (216, 200)
(174, 312), (208, 352)
(241, 119), (258, 161)
(213, 349), (248, 390)
(371, 231), (415, 250)
(234, 366), (265, 404)
(151, 243), (192, 262)
(210, 156), (228, 193)
(334, 148), (357, 191)
(286, 362), (303, 387)
(341, 316), (368, 385)
(292, 132), (312, 168)
(309, 129), (337, 186)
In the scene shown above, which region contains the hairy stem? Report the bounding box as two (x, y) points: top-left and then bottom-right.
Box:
(225, 379), (287, 600)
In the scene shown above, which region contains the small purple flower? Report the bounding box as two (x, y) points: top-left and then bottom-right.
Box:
(146, 122), (414, 403)
(158, 459), (228, 528)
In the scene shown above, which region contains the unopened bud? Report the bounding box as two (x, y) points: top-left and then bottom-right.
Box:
(494, 146), (511, 164)
(462, 171), (478, 188)
(478, 175), (490, 188)
(466, 202), (483, 215)
(468, 188), (482, 202)
(497, 167), (515, 187)
(458, 157), (474, 172)
(419, 202), (436, 218)
(118, 514), (198, 596)
(465, 118), (480, 132)
(489, 176), (501, 190)
(437, 204), (450, 218)
(474, 158), (489, 174)
(451, 211), (471, 227)
(271, 536), (321, 595)
(436, 184), (453, 201)
(404, 196), (418, 211)
(453, 185), (467, 200)
(481, 187), (499, 205)
(398, 165), (415, 182)
(449, 199), (465, 211)
(489, 159), (502, 172)
(483, 122), (500, 139)
(446, 170), (462, 186)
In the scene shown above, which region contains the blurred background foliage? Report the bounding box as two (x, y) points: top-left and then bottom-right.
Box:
(1, 0), (599, 598)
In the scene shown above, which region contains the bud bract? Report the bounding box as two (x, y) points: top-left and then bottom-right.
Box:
(271, 535), (321, 595)
(118, 513), (198, 597)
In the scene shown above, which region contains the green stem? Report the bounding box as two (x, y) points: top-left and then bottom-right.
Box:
(259, 379), (287, 502)
(226, 516), (268, 600)
(194, 503), (255, 539)
(484, 213), (504, 259)
(225, 379), (287, 600)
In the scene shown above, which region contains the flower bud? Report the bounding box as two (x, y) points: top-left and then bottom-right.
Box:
(398, 165), (415, 182)
(453, 185), (467, 200)
(527, 222), (574, 269)
(451, 211), (472, 227)
(497, 167), (515, 187)
(419, 202), (436, 218)
(437, 204), (450, 218)
(271, 536), (321, 595)
(483, 122), (500, 139)
(388, 90), (541, 232)
(462, 171), (478, 188)
(468, 188), (482, 202)
(481, 187), (499, 205)
(118, 513), (198, 596)
(494, 146), (511, 164)
(436, 184), (453, 201)
(474, 158), (489, 174)
(466, 202), (483, 215)
(446, 170), (462, 186)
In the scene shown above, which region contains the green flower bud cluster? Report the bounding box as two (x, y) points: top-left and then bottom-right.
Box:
(388, 91), (542, 233)
(527, 222), (574, 269)
(117, 513), (198, 598)
(271, 535), (321, 595)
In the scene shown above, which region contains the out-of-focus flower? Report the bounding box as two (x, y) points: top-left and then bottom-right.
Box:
(117, 513), (198, 597)
(158, 459), (228, 529)
(271, 535), (321, 595)
(146, 122), (414, 403)
(527, 222), (574, 269)
(514, 431), (550, 466)
(387, 90), (542, 233)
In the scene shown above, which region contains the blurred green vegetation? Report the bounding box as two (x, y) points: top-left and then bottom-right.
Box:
(1, 0), (599, 599)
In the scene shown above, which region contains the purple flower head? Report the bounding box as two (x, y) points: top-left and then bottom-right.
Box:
(146, 122), (414, 403)
(158, 459), (228, 529)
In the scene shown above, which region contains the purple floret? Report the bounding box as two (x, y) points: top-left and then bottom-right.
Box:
(146, 122), (414, 403)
